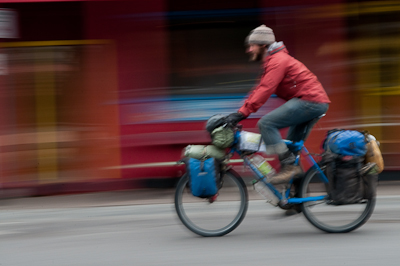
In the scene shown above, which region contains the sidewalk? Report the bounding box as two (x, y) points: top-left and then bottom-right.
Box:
(1, 180), (399, 210)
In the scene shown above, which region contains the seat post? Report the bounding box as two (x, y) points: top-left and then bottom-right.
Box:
(301, 113), (326, 141)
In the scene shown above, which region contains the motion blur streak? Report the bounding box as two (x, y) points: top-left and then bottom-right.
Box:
(0, 0), (399, 196)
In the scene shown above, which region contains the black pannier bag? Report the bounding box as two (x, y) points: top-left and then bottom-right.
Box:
(321, 129), (378, 205)
(322, 152), (365, 205)
(362, 173), (378, 200)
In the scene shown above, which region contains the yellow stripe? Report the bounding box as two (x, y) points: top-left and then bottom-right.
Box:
(304, 1), (400, 18)
(0, 39), (111, 48)
(359, 86), (400, 96)
(103, 158), (274, 170)
(34, 47), (58, 182)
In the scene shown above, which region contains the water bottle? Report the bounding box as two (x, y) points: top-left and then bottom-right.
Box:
(252, 180), (279, 206)
(250, 154), (276, 178)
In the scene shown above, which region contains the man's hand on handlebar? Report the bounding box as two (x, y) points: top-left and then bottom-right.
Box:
(226, 112), (245, 126)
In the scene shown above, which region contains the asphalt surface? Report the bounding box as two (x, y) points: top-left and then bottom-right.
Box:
(1, 180), (399, 210)
(2, 197), (400, 266)
(1, 181), (400, 266)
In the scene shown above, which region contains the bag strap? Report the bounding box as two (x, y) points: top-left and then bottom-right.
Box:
(201, 146), (207, 161)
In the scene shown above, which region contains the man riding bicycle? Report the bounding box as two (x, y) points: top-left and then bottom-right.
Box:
(226, 25), (330, 186)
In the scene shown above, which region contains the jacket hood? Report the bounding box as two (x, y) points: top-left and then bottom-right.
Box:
(267, 41), (286, 55)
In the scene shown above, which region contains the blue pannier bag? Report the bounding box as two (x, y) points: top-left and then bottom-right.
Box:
(185, 158), (219, 198)
(323, 129), (367, 156)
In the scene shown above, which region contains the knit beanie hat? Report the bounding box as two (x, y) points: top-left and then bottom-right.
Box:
(245, 25), (275, 45)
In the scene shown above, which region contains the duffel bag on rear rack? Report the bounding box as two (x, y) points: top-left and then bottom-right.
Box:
(323, 129), (367, 156)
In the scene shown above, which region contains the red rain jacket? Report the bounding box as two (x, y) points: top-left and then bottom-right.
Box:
(238, 44), (330, 117)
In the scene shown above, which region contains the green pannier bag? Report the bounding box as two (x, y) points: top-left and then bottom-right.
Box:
(211, 126), (235, 149)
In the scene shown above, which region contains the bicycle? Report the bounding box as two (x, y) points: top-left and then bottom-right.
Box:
(174, 119), (376, 237)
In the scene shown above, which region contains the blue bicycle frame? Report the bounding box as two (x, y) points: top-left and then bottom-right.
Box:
(232, 138), (329, 205)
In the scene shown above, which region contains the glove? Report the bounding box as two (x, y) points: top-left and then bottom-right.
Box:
(226, 112), (245, 125)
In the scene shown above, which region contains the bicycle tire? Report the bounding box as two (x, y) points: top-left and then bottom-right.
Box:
(299, 165), (376, 233)
(174, 169), (248, 237)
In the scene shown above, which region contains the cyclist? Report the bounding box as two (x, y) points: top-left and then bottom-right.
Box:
(227, 25), (330, 186)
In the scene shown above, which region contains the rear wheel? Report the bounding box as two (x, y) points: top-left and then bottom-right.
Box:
(174, 169), (248, 237)
(299, 165), (375, 233)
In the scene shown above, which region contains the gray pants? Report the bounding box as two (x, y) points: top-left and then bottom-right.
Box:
(258, 98), (329, 156)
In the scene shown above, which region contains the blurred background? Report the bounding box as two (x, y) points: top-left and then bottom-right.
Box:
(0, 0), (399, 195)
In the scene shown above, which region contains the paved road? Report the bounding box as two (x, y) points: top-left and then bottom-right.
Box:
(1, 185), (400, 266)
(1, 180), (399, 209)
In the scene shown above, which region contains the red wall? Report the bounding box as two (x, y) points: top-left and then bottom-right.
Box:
(84, 1), (172, 179)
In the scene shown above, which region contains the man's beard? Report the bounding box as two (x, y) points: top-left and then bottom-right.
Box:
(249, 47), (266, 62)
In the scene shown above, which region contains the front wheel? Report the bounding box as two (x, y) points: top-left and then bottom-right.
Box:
(174, 169), (248, 237)
(299, 165), (376, 233)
